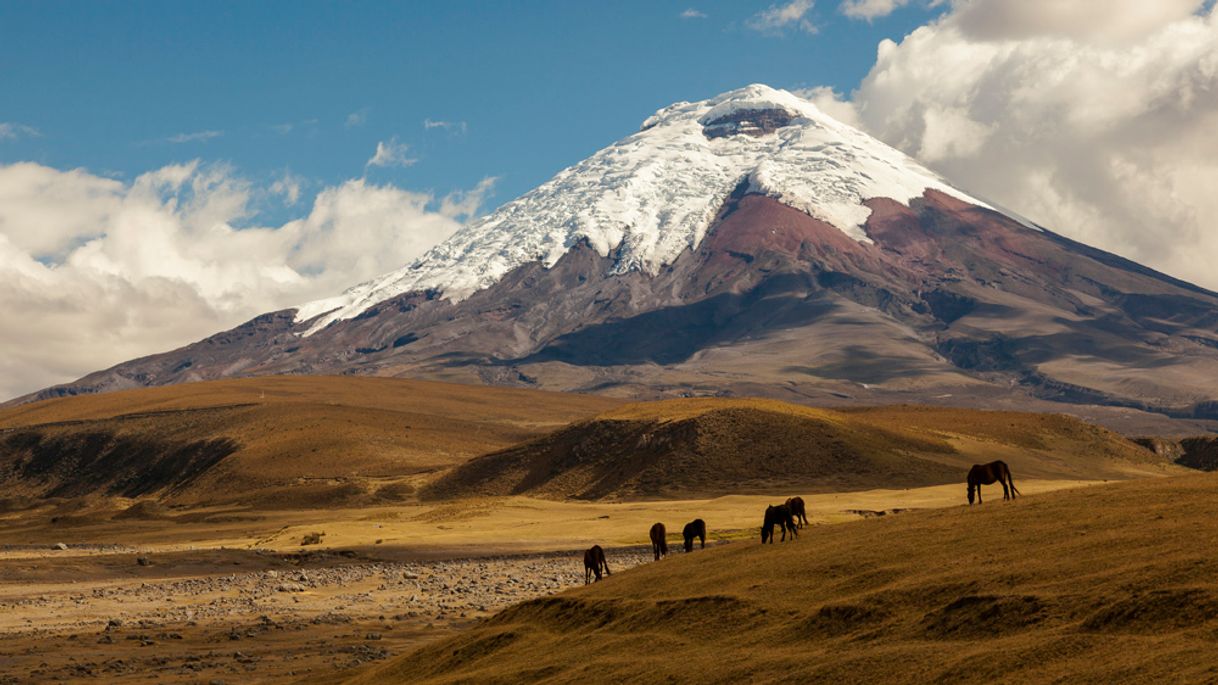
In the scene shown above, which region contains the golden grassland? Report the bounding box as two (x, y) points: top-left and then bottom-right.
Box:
(0, 479), (1095, 556)
(0, 378), (1200, 684)
(0, 376), (622, 506)
(349, 474), (1218, 685)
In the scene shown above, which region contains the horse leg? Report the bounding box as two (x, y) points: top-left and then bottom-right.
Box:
(585, 567), (591, 585)
(700, 533), (705, 549)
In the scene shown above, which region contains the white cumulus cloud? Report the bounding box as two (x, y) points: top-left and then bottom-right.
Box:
(0, 161), (495, 399)
(680, 8), (707, 19)
(948, 0), (1205, 43)
(748, 0), (818, 35)
(270, 171), (305, 205)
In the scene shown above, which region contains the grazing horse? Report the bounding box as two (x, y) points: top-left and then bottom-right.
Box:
(649, 522), (668, 560)
(584, 545), (611, 584)
(967, 460), (1021, 504)
(785, 496), (808, 528)
(761, 504), (799, 544)
(682, 519), (706, 552)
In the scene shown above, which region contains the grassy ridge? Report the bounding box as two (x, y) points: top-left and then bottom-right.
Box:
(0, 376), (621, 506)
(0, 384), (1168, 507)
(427, 398), (1166, 501)
(352, 474), (1218, 684)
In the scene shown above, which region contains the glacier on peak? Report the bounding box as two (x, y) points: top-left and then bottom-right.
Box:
(295, 84), (989, 333)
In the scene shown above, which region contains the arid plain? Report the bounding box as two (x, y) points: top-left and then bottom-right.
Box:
(0, 377), (1195, 683)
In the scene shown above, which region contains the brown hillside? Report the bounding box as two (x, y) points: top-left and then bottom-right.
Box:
(0, 376), (621, 506)
(424, 398), (1166, 501)
(349, 474), (1218, 684)
(1133, 435), (1218, 471)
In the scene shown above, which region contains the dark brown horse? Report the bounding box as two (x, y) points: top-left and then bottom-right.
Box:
(682, 519), (706, 552)
(584, 545), (610, 584)
(785, 496), (808, 528)
(649, 522), (668, 560)
(967, 460), (1021, 504)
(761, 504), (798, 544)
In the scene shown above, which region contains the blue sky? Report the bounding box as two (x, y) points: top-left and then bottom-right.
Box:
(0, 1), (943, 220)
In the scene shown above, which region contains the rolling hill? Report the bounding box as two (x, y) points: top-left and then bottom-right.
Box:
(0, 380), (1173, 509)
(348, 474), (1218, 684)
(0, 376), (621, 507)
(424, 398), (1169, 501)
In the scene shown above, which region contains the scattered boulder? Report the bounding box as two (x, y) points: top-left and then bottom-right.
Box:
(52, 542), (68, 551)
(301, 532), (324, 546)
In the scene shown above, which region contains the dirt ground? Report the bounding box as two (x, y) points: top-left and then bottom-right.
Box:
(0, 546), (653, 684)
(0, 479), (1094, 683)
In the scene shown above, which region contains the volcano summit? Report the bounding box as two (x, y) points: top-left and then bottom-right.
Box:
(26, 85), (1218, 426)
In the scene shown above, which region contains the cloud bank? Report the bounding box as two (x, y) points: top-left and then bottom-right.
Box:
(0, 162), (494, 398)
(816, 0), (1218, 293)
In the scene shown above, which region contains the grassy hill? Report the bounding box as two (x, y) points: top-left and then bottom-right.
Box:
(0, 383), (1171, 509)
(0, 376), (621, 506)
(348, 474), (1218, 684)
(425, 398), (1168, 500)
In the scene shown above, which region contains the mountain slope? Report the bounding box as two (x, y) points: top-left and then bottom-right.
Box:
(295, 84), (987, 331)
(344, 475), (1218, 684)
(23, 86), (1218, 430)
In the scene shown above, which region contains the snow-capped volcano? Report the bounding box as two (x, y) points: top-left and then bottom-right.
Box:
(26, 84), (1218, 432)
(297, 85), (988, 332)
